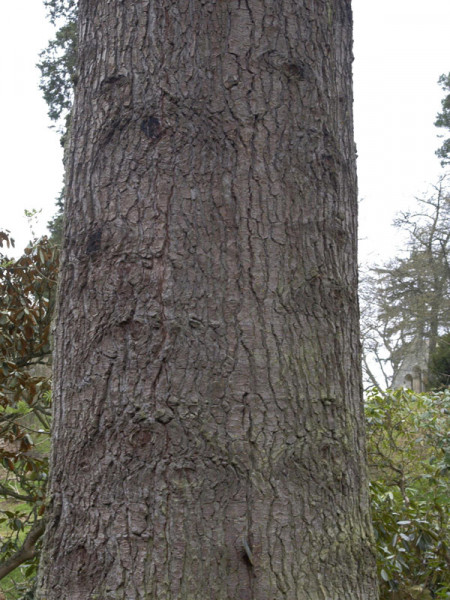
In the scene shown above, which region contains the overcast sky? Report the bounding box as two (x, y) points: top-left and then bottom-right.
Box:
(353, 0), (450, 263)
(1, 0), (449, 262)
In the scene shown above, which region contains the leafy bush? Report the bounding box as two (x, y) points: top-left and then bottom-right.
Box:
(0, 232), (58, 598)
(366, 388), (450, 599)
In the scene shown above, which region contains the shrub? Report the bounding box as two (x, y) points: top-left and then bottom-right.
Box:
(366, 388), (449, 599)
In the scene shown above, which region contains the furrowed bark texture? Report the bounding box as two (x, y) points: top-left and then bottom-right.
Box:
(38, 0), (378, 598)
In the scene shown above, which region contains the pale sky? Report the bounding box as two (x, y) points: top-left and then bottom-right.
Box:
(1, 0), (449, 262)
(353, 0), (450, 263)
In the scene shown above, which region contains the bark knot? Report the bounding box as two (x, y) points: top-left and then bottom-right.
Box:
(141, 116), (162, 141)
(86, 228), (102, 255)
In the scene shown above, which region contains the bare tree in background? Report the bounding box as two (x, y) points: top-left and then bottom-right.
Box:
(361, 176), (450, 390)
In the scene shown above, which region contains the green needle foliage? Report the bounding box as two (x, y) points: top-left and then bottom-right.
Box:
(428, 333), (450, 391)
(43, 0), (77, 24)
(37, 0), (78, 137)
(37, 19), (77, 128)
(435, 72), (450, 166)
(37, 0), (78, 243)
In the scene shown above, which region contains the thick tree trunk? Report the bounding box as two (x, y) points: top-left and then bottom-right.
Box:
(38, 0), (378, 598)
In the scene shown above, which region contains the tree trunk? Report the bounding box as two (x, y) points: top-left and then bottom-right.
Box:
(38, 0), (378, 598)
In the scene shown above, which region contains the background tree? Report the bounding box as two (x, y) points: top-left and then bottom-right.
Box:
(37, 0), (78, 244)
(428, 332), (450, 390)
(361, 177), (450, 389)
(38, 0), (77, 131)
(435, 72), (450, 166)
(360, 270), (395, 390)
(36, 0), (378, 598)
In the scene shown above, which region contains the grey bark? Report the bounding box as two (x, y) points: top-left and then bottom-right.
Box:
(38, 0), (378, 598)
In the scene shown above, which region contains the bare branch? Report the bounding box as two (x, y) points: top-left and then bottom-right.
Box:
(0, 519), (45, 581)
(0, 484), (35, 503)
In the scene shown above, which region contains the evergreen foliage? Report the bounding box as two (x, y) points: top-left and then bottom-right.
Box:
(37, 1), (78, 243)
(435, 72), (450, 166)
(428, 332), (450, 390)
(37, 19), (77, 129)
(43, 0), (77, 25)
(37, 1), (77, 136)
